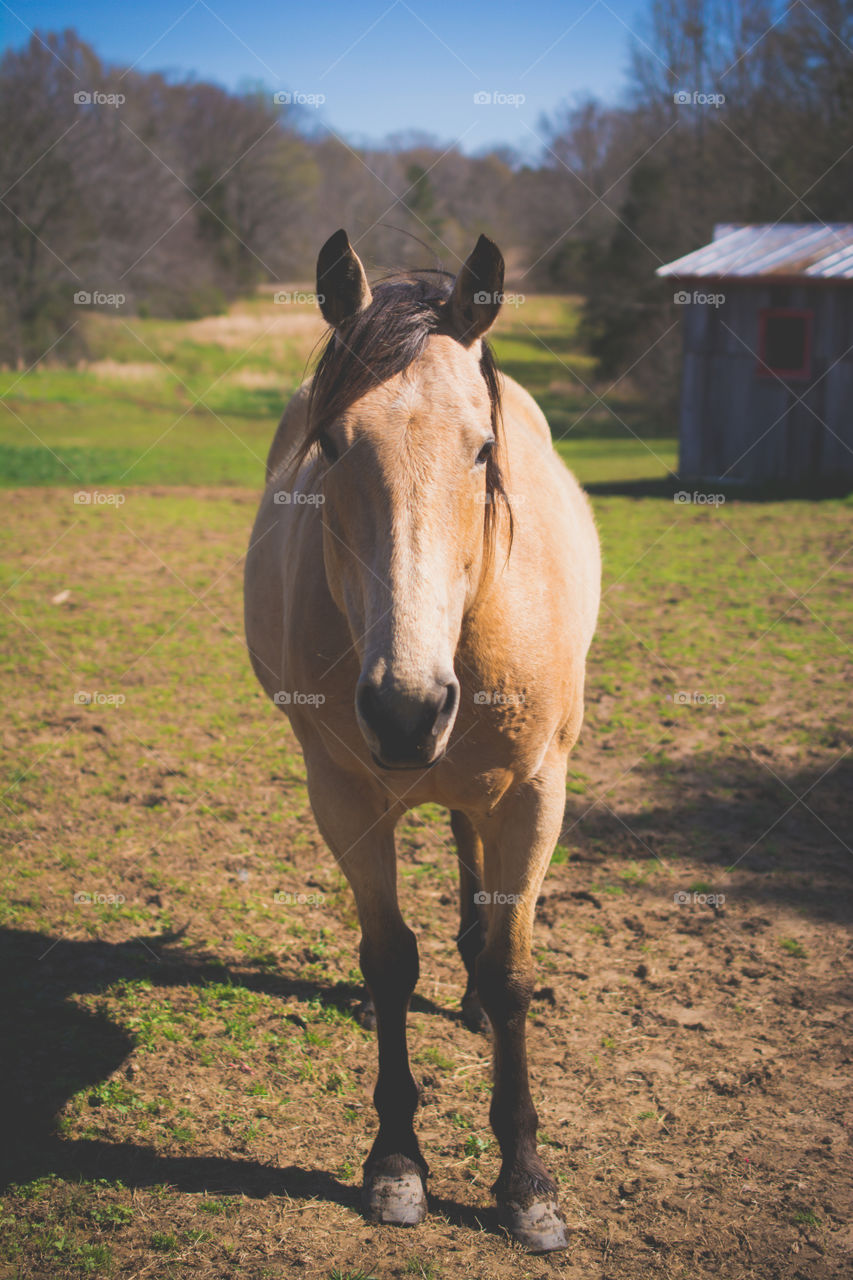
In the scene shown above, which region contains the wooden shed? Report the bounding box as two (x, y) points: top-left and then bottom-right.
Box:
(657, 224), (853, 488)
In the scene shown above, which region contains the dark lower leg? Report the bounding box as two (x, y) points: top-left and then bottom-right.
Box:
(475, 949), (554, 1205)
(360, 922), (426, 1177)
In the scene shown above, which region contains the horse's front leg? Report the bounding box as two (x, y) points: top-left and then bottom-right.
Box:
(450, 809), (489, 1034)
(305, 752), (427, 1226)
(475, 765), (569, 1253)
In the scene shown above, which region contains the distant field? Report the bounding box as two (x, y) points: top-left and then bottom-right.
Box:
(0, 294), (675, 490)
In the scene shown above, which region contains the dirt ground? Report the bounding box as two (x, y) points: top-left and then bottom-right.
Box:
(0, 486), (851, 1280)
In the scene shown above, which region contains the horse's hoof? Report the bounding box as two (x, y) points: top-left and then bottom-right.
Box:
(362, 1165), (427, 1226)
(355, 997), (376, 1031)
(461, 992), (490, 1035)
(498, 1197), (568, 1253)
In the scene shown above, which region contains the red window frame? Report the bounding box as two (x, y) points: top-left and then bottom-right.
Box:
(757, 308), (813, 380)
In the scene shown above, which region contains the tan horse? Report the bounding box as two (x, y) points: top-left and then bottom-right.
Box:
(244, 231), (600, 1252)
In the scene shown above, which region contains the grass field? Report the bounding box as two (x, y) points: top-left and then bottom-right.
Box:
(0, 294), (675, 491)
(0, 294), (851, 1279)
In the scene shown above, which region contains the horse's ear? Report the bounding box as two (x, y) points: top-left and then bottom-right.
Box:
(317, 229), (372, 328)
(445, 235), (505, 346)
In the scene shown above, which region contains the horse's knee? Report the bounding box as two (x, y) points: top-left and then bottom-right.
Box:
(456, 917), (484, 971)
(360, 922), (419, 1002)
(475, 949), (534, 1027)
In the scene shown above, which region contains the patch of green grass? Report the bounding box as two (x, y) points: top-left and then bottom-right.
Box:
(197, 1196), (237, 1216)
(792, 1208), (821, 1227)
(88, 1079), (142, 1113)
(404, 1258), (441, 1279)
(619, 862), (650, 884)
(0, 1215), (115, 1275)
(84, 1203), (133, 1229)
(150, 1230), (178, 1252)
(416, 1046), (454, 1070)
(463, 1134), (491, 1158)
(780, 937), (807, 958)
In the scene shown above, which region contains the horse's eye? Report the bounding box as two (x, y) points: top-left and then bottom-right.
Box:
(317, 432), (338, 462)
(475, 438), (495, 467)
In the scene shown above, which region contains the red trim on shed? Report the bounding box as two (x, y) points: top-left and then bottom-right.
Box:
(757, 308), (813, 380)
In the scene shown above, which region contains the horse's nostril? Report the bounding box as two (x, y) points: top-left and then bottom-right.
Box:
(441, 682), (458, 718)
(356, 682), (378, 727)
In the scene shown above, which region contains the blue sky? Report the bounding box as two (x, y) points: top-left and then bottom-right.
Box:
(2, 0), (646, 152)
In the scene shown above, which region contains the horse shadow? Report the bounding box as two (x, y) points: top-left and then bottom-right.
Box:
(560, 750), (853, 925)
(0, 926), (494, 1231)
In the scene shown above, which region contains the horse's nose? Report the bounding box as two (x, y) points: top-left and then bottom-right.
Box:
(356, 675), (459, 767)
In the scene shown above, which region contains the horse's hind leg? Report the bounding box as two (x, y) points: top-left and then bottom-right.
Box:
(304, 751), (427, 1227)
(474, 765), (569, 1253)
(450, 810), (489, 1034)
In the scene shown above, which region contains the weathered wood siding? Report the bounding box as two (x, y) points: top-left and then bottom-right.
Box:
(677, 283), (853, 484)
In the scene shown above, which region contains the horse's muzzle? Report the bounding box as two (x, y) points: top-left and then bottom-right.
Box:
(356, 674), (459, 769)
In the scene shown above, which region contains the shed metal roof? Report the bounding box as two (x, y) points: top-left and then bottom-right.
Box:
(657, 223), (853, 281)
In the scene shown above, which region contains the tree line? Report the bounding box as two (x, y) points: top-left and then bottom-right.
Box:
(1, 2), (850, 421)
